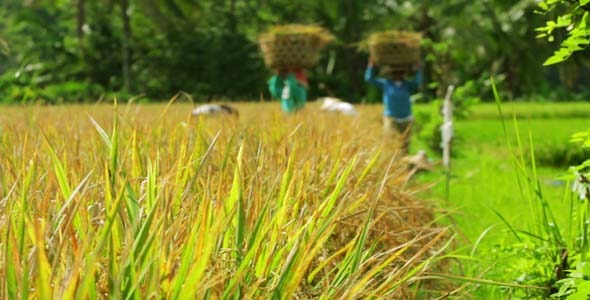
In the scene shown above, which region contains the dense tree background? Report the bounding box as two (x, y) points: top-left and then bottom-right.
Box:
(0, 0), (588, 104)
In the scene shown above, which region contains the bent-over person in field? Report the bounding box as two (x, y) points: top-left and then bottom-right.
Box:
(191, 104), (239, 117)
(319, 97), (358, 116)
(365, 59), (422, 155)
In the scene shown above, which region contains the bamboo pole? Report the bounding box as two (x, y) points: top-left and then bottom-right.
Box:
(442, 85), (455, 202)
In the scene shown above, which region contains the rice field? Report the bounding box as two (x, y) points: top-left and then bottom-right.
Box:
(419, 102), (590, 240)
(0, 101), (450, 299)
(414, 101), (590, 299)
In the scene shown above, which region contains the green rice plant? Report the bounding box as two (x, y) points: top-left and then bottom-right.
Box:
(0, 102), (448, 299)
(414, 81), (590, 299)
(441, 80), (590, 299)
(545, 129), (590, 298)
(463, 79), (567, 299)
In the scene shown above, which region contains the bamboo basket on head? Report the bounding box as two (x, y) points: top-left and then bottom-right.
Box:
(259, 24), (333, 70)
(367, 30), (422, 72)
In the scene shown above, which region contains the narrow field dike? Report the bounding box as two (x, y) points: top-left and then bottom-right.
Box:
(0, 102), (448, 299)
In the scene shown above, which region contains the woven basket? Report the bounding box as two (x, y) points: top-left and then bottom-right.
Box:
(259, 25), (332, 69)
(368, 31), (422, 66)
(379, 64), (412, 76)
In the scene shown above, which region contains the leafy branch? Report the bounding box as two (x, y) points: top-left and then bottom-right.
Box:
(536, 0), (590, 65)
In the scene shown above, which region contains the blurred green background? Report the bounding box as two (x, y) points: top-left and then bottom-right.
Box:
(0, 0), (588, 104)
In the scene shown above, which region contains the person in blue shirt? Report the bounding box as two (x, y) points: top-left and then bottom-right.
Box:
(365, 59), (422, 155)
(268, 68), (308, 113)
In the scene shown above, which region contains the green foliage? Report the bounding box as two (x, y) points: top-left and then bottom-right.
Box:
(512, 5), (590, 298)
(416, 100), (444, 152)
(468, 80), (590, 299)
(416, 81), (480, 152)
(413, 101), (590, 298)
(0, 69), (104, 104)
(1, 0), (588, 103)
(536, 1), (590, 65)
(489, 242), (556, 299)
(541, 129), (590, 299)
(552, 262), (590, 299)
(570, 129), (590, 148)
(534, 144), (590, 168)
(0, 36), (8, 56)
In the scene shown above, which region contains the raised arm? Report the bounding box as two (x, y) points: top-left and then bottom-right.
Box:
(364, 63), (387, 89)
(407, 69), (423, 92)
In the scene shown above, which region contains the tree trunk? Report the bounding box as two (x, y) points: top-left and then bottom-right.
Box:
(76, 0), (85, 45)
(226, 0), (238, 34)
(415, 5), (439, 98)
(341, 0), (364, 99)
(120, 0), (131, 92)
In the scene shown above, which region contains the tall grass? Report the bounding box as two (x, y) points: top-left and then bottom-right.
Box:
(432, 84), (590, 299)
(0, 102), (449, 299)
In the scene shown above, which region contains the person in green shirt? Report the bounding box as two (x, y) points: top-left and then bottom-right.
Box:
(268, 69), (308, 113)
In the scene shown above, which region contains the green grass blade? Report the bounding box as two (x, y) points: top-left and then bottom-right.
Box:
(492, 210), (522, 242)
(5, 219), (17, 300)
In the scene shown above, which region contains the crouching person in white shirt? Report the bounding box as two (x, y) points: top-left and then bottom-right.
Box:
(319, 97), (358, 116)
